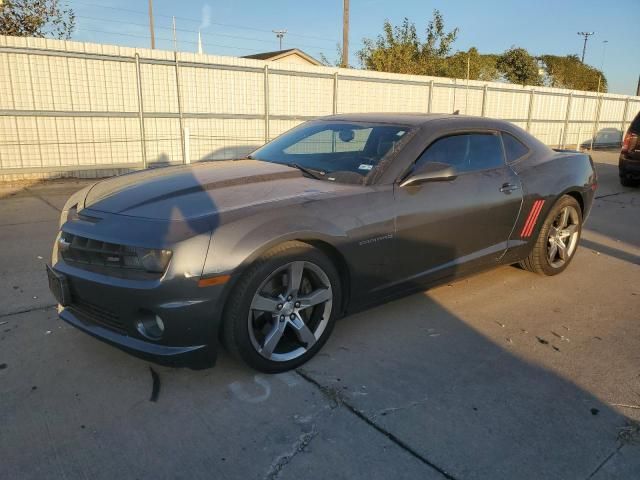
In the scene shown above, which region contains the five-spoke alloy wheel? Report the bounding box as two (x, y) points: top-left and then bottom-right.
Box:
(546, 205), (580, 269)
(223, 241), (340, 372)
(248, 261), (333, 362)
(520, 194), (583, 275)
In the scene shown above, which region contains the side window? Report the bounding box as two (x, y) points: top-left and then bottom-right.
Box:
(502, 132), (530, 162)
(416, 133), (504, 173)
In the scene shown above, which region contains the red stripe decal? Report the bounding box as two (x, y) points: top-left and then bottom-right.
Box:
(523, 201), (544, 238)
(520, 200), (541, 238)
(523, 200), (545, 238)
(526, 200), (546, 237)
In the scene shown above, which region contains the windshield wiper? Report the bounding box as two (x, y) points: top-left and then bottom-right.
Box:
(289, 163), (326, 180)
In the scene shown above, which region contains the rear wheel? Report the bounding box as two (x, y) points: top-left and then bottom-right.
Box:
(222, 241), (340, 373)
(519, 195), (582, 276)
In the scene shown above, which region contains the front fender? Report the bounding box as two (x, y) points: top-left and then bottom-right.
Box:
(202, 212), (347, 277)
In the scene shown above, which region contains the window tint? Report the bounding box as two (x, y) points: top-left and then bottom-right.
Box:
(502, 132), (529, 162)
(416, 133), (504, 173)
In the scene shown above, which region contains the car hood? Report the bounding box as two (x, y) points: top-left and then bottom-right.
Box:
(83, 160), (356, 221)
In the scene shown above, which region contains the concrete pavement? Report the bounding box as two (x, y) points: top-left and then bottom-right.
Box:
(1, 152), (638, 479)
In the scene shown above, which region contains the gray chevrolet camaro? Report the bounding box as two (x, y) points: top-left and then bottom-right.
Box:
(48, 113), (597, 372)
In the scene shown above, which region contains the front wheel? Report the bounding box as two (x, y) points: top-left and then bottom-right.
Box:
(222, 241), (341, 373)
(519, 195), (582, 276)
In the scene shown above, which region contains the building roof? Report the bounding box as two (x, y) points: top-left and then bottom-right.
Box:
(242, 48), (322, 66)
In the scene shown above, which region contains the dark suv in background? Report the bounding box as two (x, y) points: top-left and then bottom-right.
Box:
(620, 111), (640, 187)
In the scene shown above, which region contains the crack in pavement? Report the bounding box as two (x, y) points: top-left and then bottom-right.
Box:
(264, 425), (318, 480)
(594, 191), (635, 200)
(586, 444), (623, 479)
(295, 369), (457, 480)
(0, 304), (57, 319)
(23, 187), (62, 213)
(372, 396), (431, 420)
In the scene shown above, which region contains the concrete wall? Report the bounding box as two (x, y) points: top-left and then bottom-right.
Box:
(1, 35), (639, 181)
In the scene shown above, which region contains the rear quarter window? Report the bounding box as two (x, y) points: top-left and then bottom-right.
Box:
(502, 132), (530, 162)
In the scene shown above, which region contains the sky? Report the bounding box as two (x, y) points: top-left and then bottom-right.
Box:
(68, 0), (637, 95)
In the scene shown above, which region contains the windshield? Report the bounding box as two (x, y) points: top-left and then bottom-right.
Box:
(250, 121), (412, 183)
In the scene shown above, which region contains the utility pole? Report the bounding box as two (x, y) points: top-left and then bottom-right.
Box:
(272, 30), (287, 50)
(636, 75), (640, 97)
(341, 0), (349, 68)
(172, 16), (177, 51)
(577, 31), (594, 63)
(148, 0), (155, 49)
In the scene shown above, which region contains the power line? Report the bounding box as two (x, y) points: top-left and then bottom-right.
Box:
(71, 1), (339, 44)
(73, 27), (262, 52)
(74, 14), (333, 51)
(72, 26), (331, 59)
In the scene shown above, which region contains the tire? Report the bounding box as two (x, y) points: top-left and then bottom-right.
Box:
(620, 176), (639, 188)
(519, 195), (582, 276)
(222, 241), (341, 373)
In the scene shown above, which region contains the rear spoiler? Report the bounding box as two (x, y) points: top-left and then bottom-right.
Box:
(552, 148), (583, 153)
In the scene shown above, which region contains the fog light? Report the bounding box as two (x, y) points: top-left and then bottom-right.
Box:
(136, 311), (165, 340)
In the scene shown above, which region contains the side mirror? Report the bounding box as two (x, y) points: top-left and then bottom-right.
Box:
(400, 161), (457, 187)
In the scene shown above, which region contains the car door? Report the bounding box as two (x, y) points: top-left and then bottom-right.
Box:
(392, 131), (523, 285)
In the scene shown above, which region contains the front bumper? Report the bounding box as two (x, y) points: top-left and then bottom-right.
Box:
(52, 261), (227, 368)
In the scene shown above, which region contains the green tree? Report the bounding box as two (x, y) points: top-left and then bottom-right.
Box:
(319, 43), (349, 68)
(0, 0), (75, 39)
(444, 48), (499, 81)
(357, 10), (458, 76)
(496, 47), (541, 86)
(539, 54), (607, 92)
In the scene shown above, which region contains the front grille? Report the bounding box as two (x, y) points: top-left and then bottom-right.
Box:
(60, 232), (144, 271)
(68, 297), (127, 335)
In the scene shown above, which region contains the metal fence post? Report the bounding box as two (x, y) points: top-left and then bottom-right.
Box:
(174, 51), (186, 164)
(621, 97), (630, 138)
(561, 92), (573, 148)
(264, 65), (270, 143)
(184, 127), (190, 164)
(427, 80), (434, 113)
(481, 85), (488, 117)
(134, 53), (147, 169)
(590, 94), (603, 150)
(333, 72), (338, 115)
(526, 89), (535, 132)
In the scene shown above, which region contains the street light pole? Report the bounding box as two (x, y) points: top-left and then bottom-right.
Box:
(597, 40), (608, 93)
(577, 31), (594, 63)
(600, 40), (608, 70)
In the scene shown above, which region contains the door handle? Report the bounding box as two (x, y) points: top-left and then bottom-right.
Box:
(500, 183), (520, 194)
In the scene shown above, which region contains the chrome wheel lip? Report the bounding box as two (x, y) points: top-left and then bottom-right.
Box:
(248, 261), (333, 363)
(546, 205), (580, 268)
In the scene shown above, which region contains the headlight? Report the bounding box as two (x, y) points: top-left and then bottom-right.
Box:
(136, 248), (173, 273)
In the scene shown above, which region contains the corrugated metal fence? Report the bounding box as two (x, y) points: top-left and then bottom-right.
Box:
(1, 35), (639, 181)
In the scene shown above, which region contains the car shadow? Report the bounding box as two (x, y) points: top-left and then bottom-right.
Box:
(8, 155), (638, 478)
(51, 232), (640, 479)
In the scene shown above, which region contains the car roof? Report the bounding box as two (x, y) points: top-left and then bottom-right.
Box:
(319, 113), (458, 126)
(318, 112), (527, 129)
